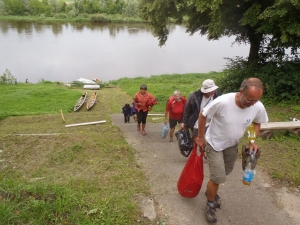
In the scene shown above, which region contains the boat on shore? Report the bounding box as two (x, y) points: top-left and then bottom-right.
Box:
(83, 84), (100, 90)
(87, 92), (98, 110)
(74, 92), (87, 112)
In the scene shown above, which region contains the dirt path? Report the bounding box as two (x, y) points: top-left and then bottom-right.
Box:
(111, 114), (300, 225)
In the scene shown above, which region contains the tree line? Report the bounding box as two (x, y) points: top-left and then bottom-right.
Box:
(139, 0), (300, 102)
(0, 0), (139, 18)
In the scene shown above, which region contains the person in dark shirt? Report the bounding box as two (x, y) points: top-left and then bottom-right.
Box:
(122, 103), (132, 123)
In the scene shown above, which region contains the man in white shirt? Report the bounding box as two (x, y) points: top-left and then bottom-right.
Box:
(196, 78), (269, 223)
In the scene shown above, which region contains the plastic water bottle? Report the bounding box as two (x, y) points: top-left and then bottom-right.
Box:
(246, 123), (256, 144)
(243, 152), (255, 186)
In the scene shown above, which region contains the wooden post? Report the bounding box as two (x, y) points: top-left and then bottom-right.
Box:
(60, 109), (65, 123)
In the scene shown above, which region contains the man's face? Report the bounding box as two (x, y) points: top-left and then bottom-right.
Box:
(240, 86), (263, 108)
(209, 90), (216, 97)
(203, 90), (215, 98)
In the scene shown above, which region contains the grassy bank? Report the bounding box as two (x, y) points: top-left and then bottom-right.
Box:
(0, 84), (151, 224)
(0, 14), (144, 23)
(1, 73), (300, 224)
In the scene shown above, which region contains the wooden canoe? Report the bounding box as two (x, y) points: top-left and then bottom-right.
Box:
(87, 92), (97, 110)
(74, 92), (87, 112)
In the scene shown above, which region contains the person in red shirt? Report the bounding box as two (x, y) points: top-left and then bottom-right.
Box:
(164, 90), (187, 142)
(133, 84), (157, 136)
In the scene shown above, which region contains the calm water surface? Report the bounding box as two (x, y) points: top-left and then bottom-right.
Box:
(0, 21), (249, 83)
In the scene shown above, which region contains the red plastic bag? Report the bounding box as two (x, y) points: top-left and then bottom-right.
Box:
(177, 144), (204, 198)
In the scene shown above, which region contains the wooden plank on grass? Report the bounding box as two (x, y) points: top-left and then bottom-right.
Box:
(260, 121), (300, 130)
(65, 120), (106, 128)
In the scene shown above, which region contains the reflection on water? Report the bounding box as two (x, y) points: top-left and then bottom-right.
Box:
(0, 20), (248, 83)
(0, 21), (157, 36)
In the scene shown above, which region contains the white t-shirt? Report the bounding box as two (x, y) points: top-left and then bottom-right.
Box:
(193, 95), (213, 129)
(202, 93), (269, 151)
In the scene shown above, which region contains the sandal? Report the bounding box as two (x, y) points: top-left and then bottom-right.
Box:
(242, 146), (261, 170)
(142, 130), (146, 136)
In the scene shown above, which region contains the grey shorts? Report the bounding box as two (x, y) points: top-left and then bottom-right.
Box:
(205, 142), (238, 184)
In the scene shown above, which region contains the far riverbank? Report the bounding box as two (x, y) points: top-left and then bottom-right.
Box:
(0, 14), (145, 23)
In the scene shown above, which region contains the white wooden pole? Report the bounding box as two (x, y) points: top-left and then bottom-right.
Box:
(65, 120), (106, 128)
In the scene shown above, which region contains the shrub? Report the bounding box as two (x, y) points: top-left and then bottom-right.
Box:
(78, 13), (88, 18)
(216, 57), (300, 103)
(90, 13), (110, 22)
(53, 13), (67, 18)
(0, 69), (15, 84)
(67, 9), (77, 18)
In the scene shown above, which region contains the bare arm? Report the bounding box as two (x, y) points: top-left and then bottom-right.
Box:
(250, 122), (261, 155)
(196, 110), (207, 150)
(164, 110), (168, 124)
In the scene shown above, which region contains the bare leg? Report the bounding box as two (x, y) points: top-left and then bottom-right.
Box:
(169, 127), (175, 141)
(206, 180), (219, 202)
(179, 122), (184, 130)
(142, 123), (146, 131)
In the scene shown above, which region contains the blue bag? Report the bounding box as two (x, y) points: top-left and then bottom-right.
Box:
(161, 123), (170, 138)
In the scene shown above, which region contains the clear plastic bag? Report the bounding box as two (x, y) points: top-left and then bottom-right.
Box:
(161, 123), (170, 138)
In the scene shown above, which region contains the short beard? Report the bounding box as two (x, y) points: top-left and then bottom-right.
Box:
(240, 95), (246, 109)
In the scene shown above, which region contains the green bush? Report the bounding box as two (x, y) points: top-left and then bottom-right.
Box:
(67, 9), (77, 18)
(90, 13), (111, 22)
(53, 13), (67, 18)
(0, 69), (15, 84)
(216, 57), (300, 103)
(78, 13), (89, 18)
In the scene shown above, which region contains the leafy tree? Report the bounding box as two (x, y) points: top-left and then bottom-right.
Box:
(122, 0), (138, 17)
(48, 0), (62, 14)
(0, 0), (5, 15)
(0, 69), (15, 84)
(41, 0), (51, 16)
(2, 0), (26, 15)
(138, 0), (300, 64)
(29, 0), (44, 15)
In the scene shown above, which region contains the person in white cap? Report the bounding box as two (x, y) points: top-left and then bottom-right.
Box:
(182, 79), (220, 143)
(196, 78), (268, 223)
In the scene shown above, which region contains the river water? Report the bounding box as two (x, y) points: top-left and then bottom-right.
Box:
(0, 21), (249, 83)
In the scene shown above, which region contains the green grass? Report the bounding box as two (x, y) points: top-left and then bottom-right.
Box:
(109, 72), (222, 113)
(0, 83), (80, 120)
(1, 74), (300, 224)
(0, 83), (152, 224)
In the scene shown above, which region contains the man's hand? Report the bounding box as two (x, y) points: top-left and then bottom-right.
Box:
(249, 141), (259, 156)
(196, 136), (206, 151)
